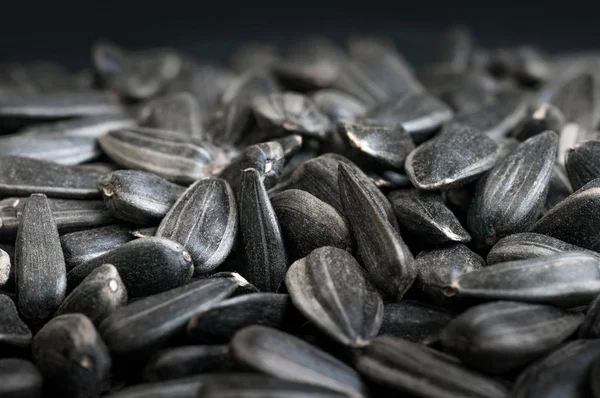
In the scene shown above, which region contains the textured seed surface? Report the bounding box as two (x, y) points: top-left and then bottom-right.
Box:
(0, 294), (32, 348)
(143, 345), (235, 381)
(0, 134), (100, 165)
(0, 358), (43, 398)
(19, 114), (136, 138)
(512, 103), (565, 141)
(380, 301), (455, 344)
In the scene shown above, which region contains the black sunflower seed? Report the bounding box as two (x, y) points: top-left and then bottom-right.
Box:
(18, 114), (135, 138)
(0, 134), (100, 165)
(0, 358), (43, 398)
(511, 103), (565, 141)
(380, 301), (455, 345)
(0, 294), (32, 349)
(101, 375), (235, 398)
(312, 89), (368, 122)
(67, 237), (194, 298)
(578, 292), (600, 338)
(544, 164), (573, 212)
(138, 92), (203, 142)
(556, 122), (599, 167)
(143, 345), (235, 381)
(565, 140), (600, 191)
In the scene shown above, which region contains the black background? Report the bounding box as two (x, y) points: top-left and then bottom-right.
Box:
(0, 2), (595, 70)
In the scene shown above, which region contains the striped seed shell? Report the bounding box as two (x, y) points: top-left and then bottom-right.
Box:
(0, 294), (32, 349)
(0, 134), (100, 165)
(549, 72), (599, 132)
(380, 301), (455, 345)
(511, 103), (565, 141)
(143, 345), (235, 381)
(565, 140), (600, 191)
(18, 114), (136, 138)
(138, 92), (203, 142)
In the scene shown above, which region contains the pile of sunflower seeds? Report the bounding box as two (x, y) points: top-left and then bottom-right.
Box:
(2, 26), (600, 397)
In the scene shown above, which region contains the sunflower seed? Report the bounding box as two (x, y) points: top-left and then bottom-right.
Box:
(389, 190), (471, 244)
(274, 134), (303, 159)
(32, 313), (111, 398)
(380, 301), (455, 345)
(138, 92), (203, 142)
(590, 355), (600, 398)
(0, 248), (10, 288)
(0, 157), (102, 199)
(230, 325), (369, 398)
(405, 126), (498, 190)
(271, 190), (353, 261)
(0, 134), (100, 165)
(187, 293), (299, 343)
(0, 294), (31, 349)
(0, 358), (43, 398)
(99, 277), (237, 356)
(67, 237), (194, 298)
(0, 61), (74, 92)
(339, 163), (416, 299)
(565, 140), (600, 191)
(356, 335), (508, 398)
(550, 72), (599, 132)
(446, 252), (600, 308)
(434, 26), (473, 71)
(101, 375), (215, 398)
(467, 131), (558, 246)
(511, 103), (565, 141)
(440, 301), (583, 374)
(18, 114), (136, 138)
(578, 292), (600, 338)
(15, 194), (67, 326)
(143, 345), (235, 381)
(97, 170), (184, 225)
(545, 164), (573, 212)
(55, 264), (127, 325)
(312, 89), (368, 122)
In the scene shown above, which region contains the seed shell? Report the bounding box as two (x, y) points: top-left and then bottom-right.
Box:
(143, 345), (235, 381)
(0, 358), (43, 398)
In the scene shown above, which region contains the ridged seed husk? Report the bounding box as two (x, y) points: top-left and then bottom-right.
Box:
(285, 246), (383, 347)
(440, 301), (583, 374)
(157, 178), (237, 274)
(15, 194), (67, 326)
(0, 358), (43, 398)
(97, 170), (185, 224)
(271, 189), (354, 261)
(32, 314), (111, 398)
(0, 294), (32, 349)
(230, 325), (369, 398)
(99, 277), (237, 356)
(0, 134), (100, 165)
(338, 163), (416, 299)
(143, 345), (235, 381)
(356, 335), (509, 398)
(138, 92), (204, 142)
(18, 114), (135, 138)
(447, 252), (600, 308)
(565, 140), (600, 191)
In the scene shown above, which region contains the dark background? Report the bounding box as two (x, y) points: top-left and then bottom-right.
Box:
(0, 2), (595, 70)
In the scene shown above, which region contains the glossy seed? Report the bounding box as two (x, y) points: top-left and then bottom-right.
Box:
(271, 190), (353, 261)
(380, 301), (455, 345)
(312, 89), (368, 122)
(440, 301), (583, 374)
(99, 277), (237, 356)
(230, 325), (369, 398)
(187, 293), (299, 343)
(447, 252), (600, 308)
(405, 126), (499, 190)
(511, 103), (565, 141)
(467, 131), (558, 246)
(0, 134), (100, 165)
(139, 92), (203, 142)
(143, 345), (235, 381)
(356, 335), (508, 398)
(338, 163), (416, 299)
(67, 237), (193, 298)
(565, 140), (600, 191)
(55, 264), (127, 325)
(0, 294), (32, 349)
(15, 194), (67, 326)
(19, 114), (136, 138)
(0, 248), (10, 288)
(0, 157), (102, 199)
(0, 358), (43, 398)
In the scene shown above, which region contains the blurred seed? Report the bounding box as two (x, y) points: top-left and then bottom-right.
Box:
(338, 163), (416, 299)
(0, 248), (10, 288)
(139, 92), (204, 142)
(590, 355), (600, 398)
(67, 237), (194, 298)
(405, 126), (498, 190)
(511, 103), (565, 141)
(99, 277), (237, 356)
(274, 134), (303, 159)
(32, 314), (111, 398)
(446, 252), (600, 308)
(312, 89), (368, 122)
(545, 164), (573, 212)
(565, 140), (600, 190)
(100, 375), (219, 398)
(15, 194), (67, 326)
(0, 134), (100, 165)
(143, 345), (235, 381)
(230, 325), (369, 398)
(231, 42), (279, 72)
(380, 301), (455, 345)
(550, 72), (599, 132)
(556, 122), (598, 167)
(0, 294), (32, 349)
(435, 26), (473, 71)
(579, 292), (600, 338)
(18, 114), (135, 138)
(0, 358), (43, 398)
(55, 264), (127, 325)
(440, 301), (583, 374)
(356, 335), (508, 398)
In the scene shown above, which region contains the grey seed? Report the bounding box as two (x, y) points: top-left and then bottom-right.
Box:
(556, 122), (599, 167)
(487, 232), (600, 265)
(368, 92), (454, 140)
(139, 92), (203, 142)
(338, 163), (416, 299)
(550, 72), (599, 132)
(271, 190), (353, 261)
(143, 345), (235, 381)
(0, 61), (74, 92)
(32, 314), (111, 398)
(532, 178), (600, 251)
(338, 119), (415, 170)
(274, 135), (303, 160)
(67, 237), (194, 298)
(231, 42), (279, 72)
(0, 294), (32, 349)
(61, 225), (138, 271)
(99, 277), (237, 356)
(157, 178), (237, 274)
(312, 89), (368, 122)
(77, 162), (119, 174)
(511, 340), (600, 398)
(0, 134), (100, 165)
(0, 157), (102, 199)
(434, 26), (473, 71)
(100, 375), (212, 398)
(252, 93), (332, 140)
(0, 248), (10, 288)
(494, 136), (520, 160)
(565, 140), (600, 190)
(55, 264), (127, 325)
(356, 335), (508, 398)
(467, 131), (558, 246)
(286, 247), (383, 347)
(416, 243), (484, 307)
(187, 293), (298, 343)
(405, 126), (498, 190)
(380, 301), (455, 345)
(230, 325), (369, 398)
(545, 164), (573, 212)
(513, 47), (551, 85)
(125, 124), (195, 143)
(447, 252), (600, 308)
(389, 190), (471, 244)
(15, 194), (66, 326)
(0, 358), (43, 398)
(440, 301), (583, 374)
(436, 73), (497, 114)
(0, 90), (123, 118)
(511, 103), (565, 141)
(238, 168), (288, 292)
(98, 128), (216, 184)
(98, 170), (185, 225)
(579, 293), (600, 338)
(18, 114), (136, 138)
